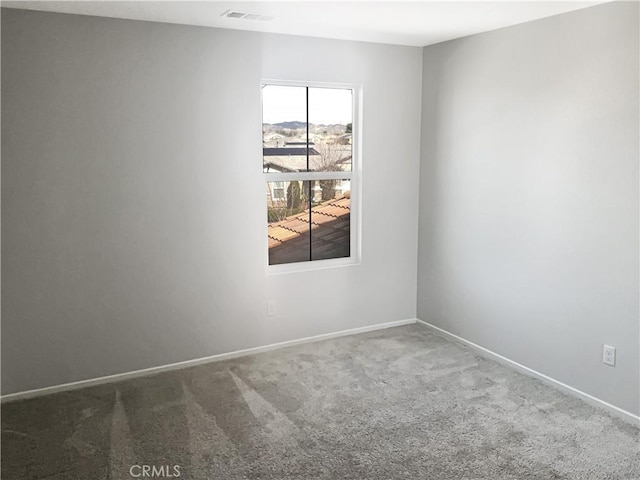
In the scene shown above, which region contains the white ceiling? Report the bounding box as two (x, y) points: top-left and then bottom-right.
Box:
(3, 1), (607, 46)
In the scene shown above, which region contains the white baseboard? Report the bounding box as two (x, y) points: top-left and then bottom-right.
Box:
(1, 318), (417, 404)
(6, 316), (637, 427)
(415, 319), (640, 427)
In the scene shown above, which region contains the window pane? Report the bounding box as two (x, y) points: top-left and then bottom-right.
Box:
(308, 87), (352, 173)
(311, 180), (350, 261)
(267, 179), (351, 265)
(267, 181), (311, 265)
(263, 85), (309, 173)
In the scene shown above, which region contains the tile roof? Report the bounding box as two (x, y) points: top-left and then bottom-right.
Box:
(268, 195), (350, 264)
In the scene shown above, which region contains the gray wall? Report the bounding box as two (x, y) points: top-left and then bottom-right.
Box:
(1, 8), (423, 394)
(418, 1), (639, 414)
(3, 3), (637, 417)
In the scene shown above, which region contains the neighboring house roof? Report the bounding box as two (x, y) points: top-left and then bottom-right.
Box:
(268, 195), (350, 264)
(263, 147), (321, 173)
(263, 133), (285, 140)
(264, 147), (320, 156)
(263, 157), (310, 172)
(334, 134), (352, 145)
(285, 141), (316, 146)
(263, 146), (352, 173)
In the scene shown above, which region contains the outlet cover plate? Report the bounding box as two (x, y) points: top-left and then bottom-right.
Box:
(603, 345), (616, 366)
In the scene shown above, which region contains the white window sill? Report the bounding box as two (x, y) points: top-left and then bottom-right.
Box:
(266, 256), (360, 276)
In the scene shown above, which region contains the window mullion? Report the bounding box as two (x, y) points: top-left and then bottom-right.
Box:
(307, 87), (312, 261)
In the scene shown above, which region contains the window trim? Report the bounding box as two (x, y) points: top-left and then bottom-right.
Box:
(262, 79), (362, 275)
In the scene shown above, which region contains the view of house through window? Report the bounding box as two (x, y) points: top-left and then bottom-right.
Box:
(263, 84), (354, 266)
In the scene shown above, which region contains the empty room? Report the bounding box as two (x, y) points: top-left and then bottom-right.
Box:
(1, 1), (638, 479)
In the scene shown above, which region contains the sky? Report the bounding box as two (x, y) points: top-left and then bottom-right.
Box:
(262, 85), (352, 125)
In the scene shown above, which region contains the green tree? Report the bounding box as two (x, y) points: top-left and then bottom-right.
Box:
(320, 179), (337, 201)
(287, 181), (302, 209)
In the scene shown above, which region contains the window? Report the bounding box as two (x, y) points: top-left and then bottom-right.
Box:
(262, 82), (358, 269)
(272, 181), (285, 200)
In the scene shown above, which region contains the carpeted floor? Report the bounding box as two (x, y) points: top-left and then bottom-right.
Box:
(2, 324), (639, 479)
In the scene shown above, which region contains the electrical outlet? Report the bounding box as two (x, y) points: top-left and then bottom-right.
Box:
(603, 345), (616, 366)
(267, 300), (276, 316)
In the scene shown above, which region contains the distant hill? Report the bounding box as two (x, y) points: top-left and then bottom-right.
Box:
(273, 121), (307, 129)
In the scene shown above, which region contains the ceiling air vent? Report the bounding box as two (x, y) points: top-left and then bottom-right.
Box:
(221, 10), (274, 22)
